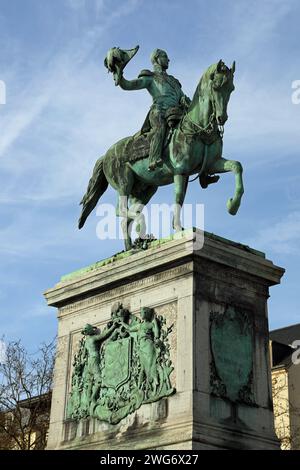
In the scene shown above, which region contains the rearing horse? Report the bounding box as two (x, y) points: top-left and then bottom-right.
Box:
(78, 60), (244, 250)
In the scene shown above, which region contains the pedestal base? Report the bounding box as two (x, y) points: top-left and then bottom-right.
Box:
(45, 230), (284, 450)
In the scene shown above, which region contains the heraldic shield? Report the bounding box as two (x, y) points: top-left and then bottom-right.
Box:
(101, 337), (132, 389)
(210, 306), (255, 404)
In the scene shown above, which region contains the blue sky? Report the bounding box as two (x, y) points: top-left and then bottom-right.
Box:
(0, 0), (299, 350)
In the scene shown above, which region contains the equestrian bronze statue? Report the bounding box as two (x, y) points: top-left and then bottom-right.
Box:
(78, 46), (244, 250)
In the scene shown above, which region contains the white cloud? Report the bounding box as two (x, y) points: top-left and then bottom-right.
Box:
(67, 0), (104, 11)
(67, 0), (87, 9)
(227, 0), (293, 56)
(212, 0), (300, 167)
(0, 0), (143, 204)
(67, 0), (138, 22)
(21, 303), (54, 319)
(0, 64), (148, 203)
(224, 75), (300, 166)
(246, 211), (300, 255)
(0, 93), (50, 158)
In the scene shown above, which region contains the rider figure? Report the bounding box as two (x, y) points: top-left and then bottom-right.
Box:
(114, 49), (191, 171)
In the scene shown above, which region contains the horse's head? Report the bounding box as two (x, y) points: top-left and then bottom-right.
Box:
(209, 60), (235, 125)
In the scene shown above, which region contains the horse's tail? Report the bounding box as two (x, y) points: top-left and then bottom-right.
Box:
(78, 156), (108, 229)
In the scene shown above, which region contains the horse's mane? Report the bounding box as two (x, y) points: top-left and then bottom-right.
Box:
(188, 63), (219, 113)
(189, 63), (217, 112)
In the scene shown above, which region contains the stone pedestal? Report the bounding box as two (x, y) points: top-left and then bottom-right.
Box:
(44, 229), (284, 450)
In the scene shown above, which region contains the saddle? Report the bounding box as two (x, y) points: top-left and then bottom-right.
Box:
(165, 106), (184, 128)
(124, 106), (184, 164)
(123, 131), (154, 163)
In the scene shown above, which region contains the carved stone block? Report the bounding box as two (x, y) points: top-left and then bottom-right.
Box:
(45, 229), (284, 449)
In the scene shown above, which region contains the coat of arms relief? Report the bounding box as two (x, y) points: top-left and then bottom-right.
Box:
(67, 303), (175, 424)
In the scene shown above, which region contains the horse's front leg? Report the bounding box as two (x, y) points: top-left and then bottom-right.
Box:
(173, 174), (188, 231)
(210, 157), (244, 215)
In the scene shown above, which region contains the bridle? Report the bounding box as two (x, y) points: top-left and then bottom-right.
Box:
(181, 81), (225, 141)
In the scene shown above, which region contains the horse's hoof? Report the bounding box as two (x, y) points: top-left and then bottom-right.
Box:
(125, 241), (132, 251)
(227, 198), (240, 215)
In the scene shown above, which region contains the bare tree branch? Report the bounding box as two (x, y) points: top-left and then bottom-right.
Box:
(0, 337), (55, 450)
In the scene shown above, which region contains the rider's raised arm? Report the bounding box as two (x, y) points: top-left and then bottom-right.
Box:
(116, 74), (151, 91)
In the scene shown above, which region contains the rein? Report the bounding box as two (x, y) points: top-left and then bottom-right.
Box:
(183, 85), (224, 183)
(183, 112), (216, 137)
(188, 144), (209, 182)
(180, 84), (224, 183)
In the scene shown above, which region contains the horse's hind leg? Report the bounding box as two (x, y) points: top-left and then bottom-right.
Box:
(116, 194), (134, 251)
(128, 184), (158, 239)
(114, 164), (136, 251)
(210, 157), (244, 215)
(116, 184), (157, 250)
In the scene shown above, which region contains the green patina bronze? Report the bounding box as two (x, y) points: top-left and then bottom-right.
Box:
(78, 46), (244, 251)
(210, 306), (255, 405)
(67, 304), (175, 424)
(61, 229), (265, 283)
